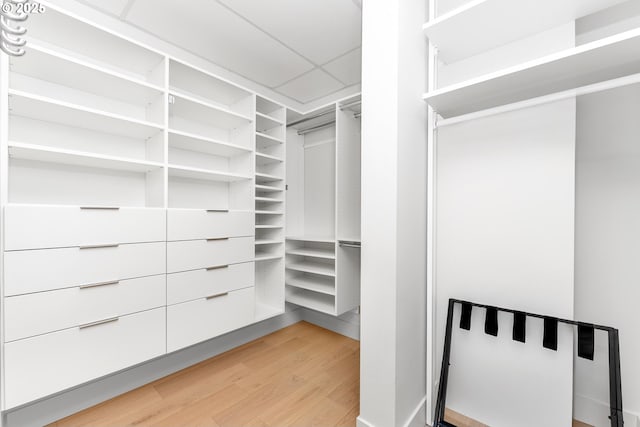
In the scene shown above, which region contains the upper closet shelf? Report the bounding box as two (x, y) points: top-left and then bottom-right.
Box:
(168, 165), (252, 182)
(256, 112), (284, 132)
(256, 132), (284, 145)
(168, 129), (252, 158)
(8, 90), (163, 139)
(169, 89), (252, 129)
(423, 0), (627, 63)
(11, 43), (164, 104)
(8, 142), (163, 173)
(423, 27), (640, 118)
(286, 236), (335, 244)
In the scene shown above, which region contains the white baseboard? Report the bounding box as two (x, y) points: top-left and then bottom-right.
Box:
(574, 393), (639, 427)
(300, 307), (360, 340)
(355, 396), (426, 427)
(1, 310), (303, 427)
(357, 415), (375, 427)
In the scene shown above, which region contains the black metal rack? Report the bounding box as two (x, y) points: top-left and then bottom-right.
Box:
(434, 298), (624, 427)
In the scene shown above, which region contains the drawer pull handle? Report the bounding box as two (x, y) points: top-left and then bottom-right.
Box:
(79, 317), (119, 330)
(79, 280), (120, 290)
(206, 209), (229, 213)
(80, 206), (120, 210)
(205, 292), (229, 300)
(79, 244), (120, 250)
(206, 265), (229, 271)
(206, 237), (229, 242)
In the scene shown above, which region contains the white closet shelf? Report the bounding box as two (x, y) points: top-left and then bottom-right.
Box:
(255, 196), (283, 203)
(8, 142), (163, 173)
(423, 28), (640, 118)
(286, 287), (335, 315)
(286, 236), (335, 244)
(256, 225), (283, 229)
(255, 239), (283, 245)
(168, 165), (252, 182)
(169, 89), (252, 130)
(286, 261), (335, 277)
(286, 248), (335, 260)
(286, 276), (335, 296)
(423, 0), (627, 64)
(256, 210), (284, 215)
(256, 132), (285, 145)
(255, 184), (283, 193)
(255, 303), (284, 322)
(256, 97), (284, 118)
(255, 172), (283, 183)
(11, 43), (164, 106)
(256, 112), (284, 131)
(255, 254), (284, 262)
(169, 60), (252, 107)
(256, 152), (284, 165)
(168, 129), (251, 158)
(8, 90), (163, 139)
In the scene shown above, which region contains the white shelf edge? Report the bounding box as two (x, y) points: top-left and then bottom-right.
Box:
(422, 27), (640, 118)
(256, 225), (284, 229)
(256, 131), (285, 144)
(286, 236), (335, 244)
(8, 89), (165, 131)
(286, 249), (336, 260)
(286, 278), (336, 296)
(255, 152), (284, 163)
(169, 88), (252, 122)
(256, 210), (284, 215)
(8, 141), (164, 171)
(286, 262), (336, 278)
(255, 240), (284, 245)
(25, 42), (165, 93)
(254, 254), (284, 262)
(255, 196), (283, 202)
(168, 128), (252, 154)
(168, 164), (252, 182)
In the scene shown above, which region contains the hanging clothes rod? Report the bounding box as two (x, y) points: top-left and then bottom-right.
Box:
(287, 110), (334, 127)
(297, 121), (336, 135)
(339, 99), (361, 111)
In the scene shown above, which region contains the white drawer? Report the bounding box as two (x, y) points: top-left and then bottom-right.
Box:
(5, 275), (166, 342)
(4, 307), (166, 409)
(4, 205), (166, 250)
(167, 209), (253, 241)
(167, 262), (254, 305)
(167, 287), (254, 353)
(167, 237), (254, 273)
(4, 242), (166, 296)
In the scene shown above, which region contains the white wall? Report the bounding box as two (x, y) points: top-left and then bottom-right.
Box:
(435, 99), (576, 427)
(358, 0), (427, 426)
(574, 84), (640, 427)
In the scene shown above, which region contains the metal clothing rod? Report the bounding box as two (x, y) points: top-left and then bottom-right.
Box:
(287, 110), (334, 127)
(340, 99), (362, 111)
(339, 240), (361, 248)
(297, 121), (336, 135)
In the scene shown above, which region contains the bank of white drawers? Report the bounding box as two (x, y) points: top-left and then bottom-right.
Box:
(2, 206), (259, 408)
(4, 307), (166, 408)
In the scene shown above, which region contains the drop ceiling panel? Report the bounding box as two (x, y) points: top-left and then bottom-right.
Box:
(125, 0), (315, 87)
(80, 0), (131, 16)
(276, 69), (344, 103)
(323, 48), (361, 86)
(218, 0), (362, 65)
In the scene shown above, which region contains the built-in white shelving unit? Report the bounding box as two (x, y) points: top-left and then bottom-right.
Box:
(0, 4), (288, 410)
(253, 95), (287, 321)
(285, 96), (361, 316)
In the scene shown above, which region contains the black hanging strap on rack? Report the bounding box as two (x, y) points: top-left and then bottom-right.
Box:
(512, 311), (527, 343)
(434, 298), (624, 427)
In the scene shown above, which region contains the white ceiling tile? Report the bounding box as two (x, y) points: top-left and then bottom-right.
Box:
(276, 69), (344, 103)
(80, 0), (131, 16)
(125, 0), (314, 87)
(218, 0), (362, 65)
(323, 48), (361, 86)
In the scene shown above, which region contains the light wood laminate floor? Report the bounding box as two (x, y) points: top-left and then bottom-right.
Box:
(50, 321), (360, 427)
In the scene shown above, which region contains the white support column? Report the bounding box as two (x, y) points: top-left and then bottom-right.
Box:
(358, 0), (428, 426)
